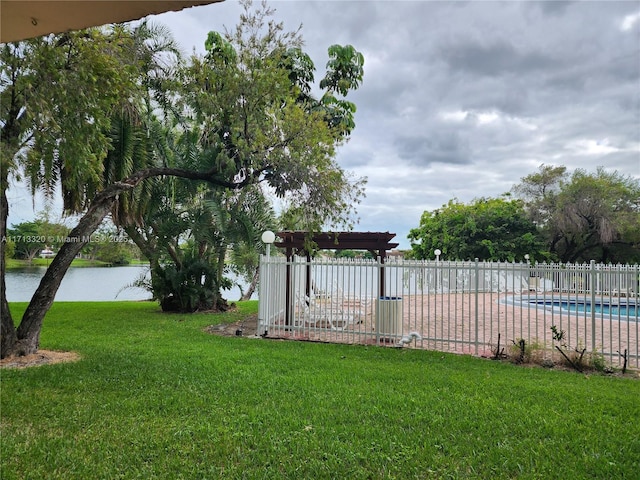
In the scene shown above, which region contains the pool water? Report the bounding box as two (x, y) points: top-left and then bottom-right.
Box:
(528, 299), (638, 318)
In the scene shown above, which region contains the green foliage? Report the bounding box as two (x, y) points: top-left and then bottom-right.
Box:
(6, 222), (45, 261)
(508, 339), (546, 365)
(1, 27), (141, 211)
(132, 185), (228, 312)
(204, 31), (236, 65)
(332, 249), (374, 259)
(589, 349), (607, 372)
(409, 197), (549, 261)
(224, 186), (278, 297)
(279, 47), (315, 101)
(121, 0), (367, 309)
(151, 251), (218, 313)
(551, 326), (597, 373)
(3, 238), (15, 261)
(320, 44), (365, 96)
(554, 168), (640, 263)
(0, 21), (187, 357)
(81, 226), (140, 265)
(180, 0), (365, 230)
(2, 301), (639, 479)
(550, 325), (565, 343)
(412, 164), (640, 264)
(316, 44), (364, 137)
(1, 1), (367, 359)
(7, 220), (69, 261)
(514, 165), (640, 263)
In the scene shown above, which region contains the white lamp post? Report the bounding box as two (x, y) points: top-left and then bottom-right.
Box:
(260, 230), (276, 336)
(434, 249), (441, 291)
(261, 230), (276, 258)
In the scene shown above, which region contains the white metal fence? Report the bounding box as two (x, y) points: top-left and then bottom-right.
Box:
(258, 256), (640, 369)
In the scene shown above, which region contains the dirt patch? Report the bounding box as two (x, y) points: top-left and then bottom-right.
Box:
(204, 313), (259, 337)
(0, 350), (81, 369)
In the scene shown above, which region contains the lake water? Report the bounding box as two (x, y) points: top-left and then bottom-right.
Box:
(5, 266), (252, 302)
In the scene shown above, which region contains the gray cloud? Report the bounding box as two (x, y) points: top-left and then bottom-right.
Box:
(533, 0), (575, 17)
(394, 131), (471, 166)
(439, 40), (560, 77)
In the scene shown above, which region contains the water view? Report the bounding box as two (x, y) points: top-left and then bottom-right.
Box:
(6, 266), (252, 302)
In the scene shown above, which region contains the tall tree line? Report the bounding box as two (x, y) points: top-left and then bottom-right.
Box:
(409, 165), (639, 264)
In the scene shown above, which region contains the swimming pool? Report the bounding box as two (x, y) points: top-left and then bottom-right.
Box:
(503, 296), (638, 319)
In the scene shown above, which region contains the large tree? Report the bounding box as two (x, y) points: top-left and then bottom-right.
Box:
(1, 26), (143, 357)
(7, 219), (69, 262)
(118, 0), (366, 312)
(514, 165), (640, 263)
(408, 197), (549, 262)
(0, 22), (240, 356)
(1, 1), (365, 356)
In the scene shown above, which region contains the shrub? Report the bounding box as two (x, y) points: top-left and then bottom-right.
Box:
(508, 338), (546, 364)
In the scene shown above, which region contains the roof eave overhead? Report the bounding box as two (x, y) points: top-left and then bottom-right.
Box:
(1, 1), (223, 43)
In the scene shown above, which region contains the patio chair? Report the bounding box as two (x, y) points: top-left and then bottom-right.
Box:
(314, 279), (374, 311)
(294, 293), (361, 331)
(521, 276), (544, 294)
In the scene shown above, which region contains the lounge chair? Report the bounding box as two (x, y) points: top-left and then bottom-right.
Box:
(294, 293), (362, 331)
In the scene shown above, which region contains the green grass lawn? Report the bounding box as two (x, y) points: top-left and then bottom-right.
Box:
(1, 301), (639, 479)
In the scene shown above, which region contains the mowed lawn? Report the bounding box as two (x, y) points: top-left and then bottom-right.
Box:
(1, 301), (639, 479)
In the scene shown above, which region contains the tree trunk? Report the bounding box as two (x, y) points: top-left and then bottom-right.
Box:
(123, 225), (159, 270)
(2, 166), (236, 358)
(9, 192), (119, 357)
(1, 182), (17, 358)
(241, 267), (259, 301)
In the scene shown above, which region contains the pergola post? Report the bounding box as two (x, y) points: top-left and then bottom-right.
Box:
(285, 247), (293, 329)
(378, 250), (387, 299)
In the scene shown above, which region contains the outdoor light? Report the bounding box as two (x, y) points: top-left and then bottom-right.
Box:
(262, 230), (276, 258)
(261, 230), (276, 244)
(433, 249), (442, 291)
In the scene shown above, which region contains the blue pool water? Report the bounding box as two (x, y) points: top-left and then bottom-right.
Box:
(501, 295), (639, 320)
(527, 299), (638, 318)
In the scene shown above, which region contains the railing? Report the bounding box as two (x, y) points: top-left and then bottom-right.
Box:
(258, 256), (640, 369)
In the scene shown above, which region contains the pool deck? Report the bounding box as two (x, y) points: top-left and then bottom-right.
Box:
(266, 292), (639, 367)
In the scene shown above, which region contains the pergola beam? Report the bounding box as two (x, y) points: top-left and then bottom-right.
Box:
(275, 231), (399, 258)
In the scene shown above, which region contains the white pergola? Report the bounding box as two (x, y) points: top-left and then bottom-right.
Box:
(1, 0), (223, 43)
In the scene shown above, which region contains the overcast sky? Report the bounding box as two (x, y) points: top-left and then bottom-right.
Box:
(7, 0), (640, 249)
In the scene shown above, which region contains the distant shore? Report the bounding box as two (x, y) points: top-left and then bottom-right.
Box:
(6, 258), (149, 270)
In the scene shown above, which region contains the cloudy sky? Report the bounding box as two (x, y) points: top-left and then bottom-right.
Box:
(7, 0), (640, 249)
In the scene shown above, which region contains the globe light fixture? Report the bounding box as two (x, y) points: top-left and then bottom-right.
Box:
(433, 249), (442, 291)
(261, 230), (276, 244)
(262, 230), (276, 258)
